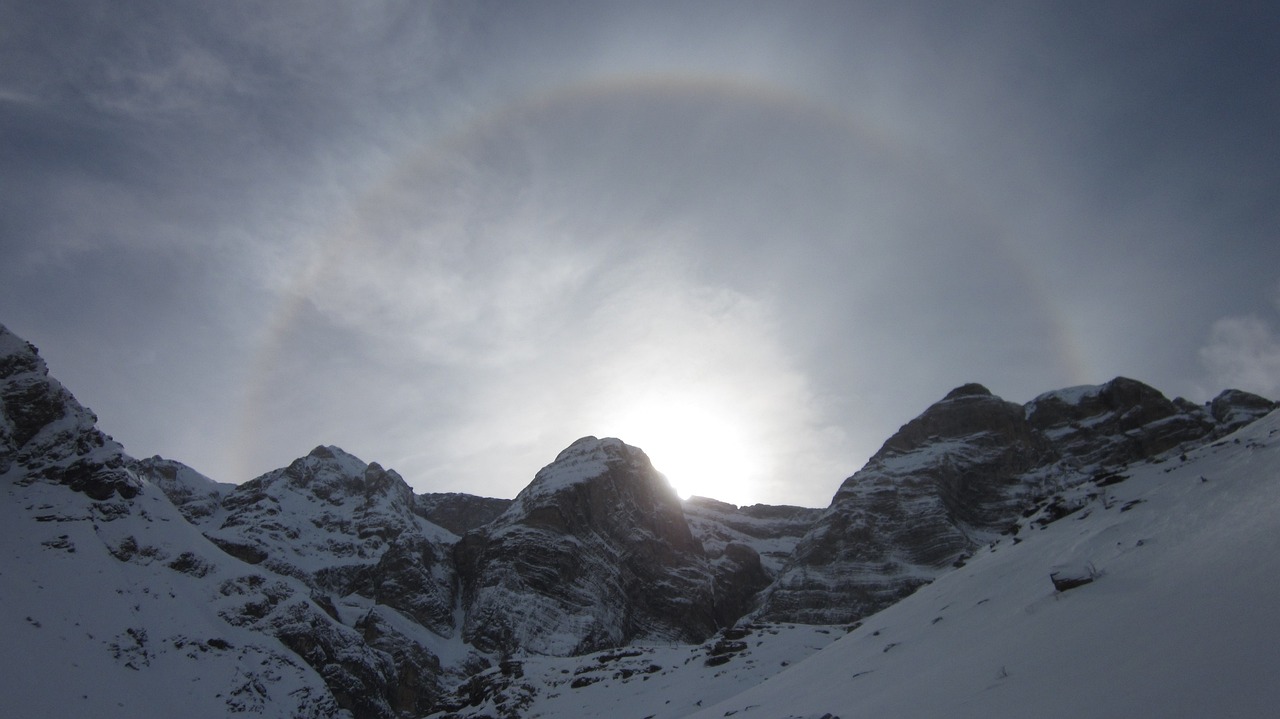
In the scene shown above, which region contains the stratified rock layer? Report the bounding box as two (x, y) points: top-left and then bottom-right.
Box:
(4, 320), (1277, 717)
(456, 437), (722, 655)
(758, 378), (1276, 624)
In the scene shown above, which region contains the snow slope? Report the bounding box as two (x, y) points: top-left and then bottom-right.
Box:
(691, 409), (1280, 719)
(0, 457), (345, 718)
(6, 316), (1278, 718)
(427, 622), (844, 719)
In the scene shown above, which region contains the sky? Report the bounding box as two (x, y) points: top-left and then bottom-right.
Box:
(3, 1), (1279, 508)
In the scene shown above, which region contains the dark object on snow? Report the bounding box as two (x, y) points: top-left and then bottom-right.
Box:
(1095, 472), (1129, 487)
(1050, 563), (1096, 591)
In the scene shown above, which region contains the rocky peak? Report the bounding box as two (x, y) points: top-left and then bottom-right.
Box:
(414, 492), (511, 536)
(942, 382), (993, 400)
(131, 455), (230, 524)
(759, 377), (1276, 626)
(0, 324), (140, 501)
(1025, 377), (1213, 470)
(1209, 389), (1277, 432)
(873, 381), (1039, 461)
(758, 383), (1057, 624)
(1024, 377), (1179, 430)
(456, 436), (720, 656)
(498, 436), (693, 542)
(207, 445), (450, 585)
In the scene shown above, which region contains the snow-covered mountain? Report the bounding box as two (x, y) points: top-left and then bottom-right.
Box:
(757, 378), (1274, 625)
(2, 322), (1277, 718)
(691, 406), (1280, 719)
(455, 436), (725, 656)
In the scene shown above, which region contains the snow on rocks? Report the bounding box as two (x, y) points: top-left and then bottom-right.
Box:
(692, 408), (1280, 719)
(756, 377), (1269, 627)
(456, 436), (724, 656)
(5, 319), (1279, 718)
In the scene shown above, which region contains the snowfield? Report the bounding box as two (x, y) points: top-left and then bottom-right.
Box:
(0, 469), (344, 718)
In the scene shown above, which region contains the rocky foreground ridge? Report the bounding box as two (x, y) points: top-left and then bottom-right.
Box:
(1, 323), (1274, 718)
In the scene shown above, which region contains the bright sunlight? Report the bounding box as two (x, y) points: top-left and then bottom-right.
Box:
(603, 392), (764, 505)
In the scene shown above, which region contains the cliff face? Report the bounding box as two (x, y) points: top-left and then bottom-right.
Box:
(0, 325), (406, 719)
(455, 437), (723, 656)
(415, 492), (512, 536)
(0, 327), (141, 503)
(757, 378), (1277, 625)
(757, 384), (1056, 624)
(4, 320), (1277, 718)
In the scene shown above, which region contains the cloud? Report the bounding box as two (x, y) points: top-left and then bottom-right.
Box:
(8, 1), (1280, 508)
(254, 202), (846, 504)
(1199, 309), (1280, 399)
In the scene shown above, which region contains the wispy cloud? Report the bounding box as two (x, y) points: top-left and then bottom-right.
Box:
(1199, 285), (1280, 398)
(5, 2), (1280, 506)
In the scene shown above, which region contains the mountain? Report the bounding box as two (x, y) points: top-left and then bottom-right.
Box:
(406, 403), (1280, 719)
(454, 436), (723, 656)
(691, 407), (1280, 719)
(1, 326), (361, 717)
(2, 321), (1277, 718)
(756, 378), (1275, 625)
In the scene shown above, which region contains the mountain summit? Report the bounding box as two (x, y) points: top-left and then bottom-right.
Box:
(757, 376), (1274, 625)
(1, 322), (1275, 718)
(456, 436), (722, 655)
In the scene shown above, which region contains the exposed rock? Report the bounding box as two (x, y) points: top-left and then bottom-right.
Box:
(758, 377), (1273, 625)
(415, 492), (512, 535)
(5, 320), (1277, 717)
(1025, 377), (1213, 469)
(708, 541), (773, 625)
(355, 607), (446, 717)
(1050, 562), (1098, 592)
(682, 497), (822, 623)
(455, 436), (720, 655)
(1209, 389), (1277, 434)
(132, 455), (230, 524)
(206, 445), (462, 645)
(761, 385), (1059, 624)
(367, 533), (457, 637)
(683, 496), (823, 575)
(1, 326), (409, 718)
(0, 324), (142, 502)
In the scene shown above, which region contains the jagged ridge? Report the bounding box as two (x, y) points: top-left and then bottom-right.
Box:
(2, 322), (1276, 718)
(756, 377), (1276, 625)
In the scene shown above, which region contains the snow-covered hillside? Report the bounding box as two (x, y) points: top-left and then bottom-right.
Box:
(424, 409), (1280, 718)
(427, 622), (845, 719)
(691, 408), (1280, 719)
(0, 457), (348, 718)
(4, 319), (1278, 718)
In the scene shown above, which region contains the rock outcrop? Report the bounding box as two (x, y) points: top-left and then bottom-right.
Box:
(682, 497), (824, 575)
(0, 327), (141, 502)
(4, 320), (1276, 717)
(132, 455), (230, 523)
(682, 497), (823, 623)
(455, 436), (722, 655)
(192, 444), (477, 718)
(0, 325), (394, 718)
(757, 377), (1276, 625)
(415, 492), (512, 535)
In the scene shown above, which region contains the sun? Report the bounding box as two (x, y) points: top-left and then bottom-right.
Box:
(603, 393), (763, 505)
